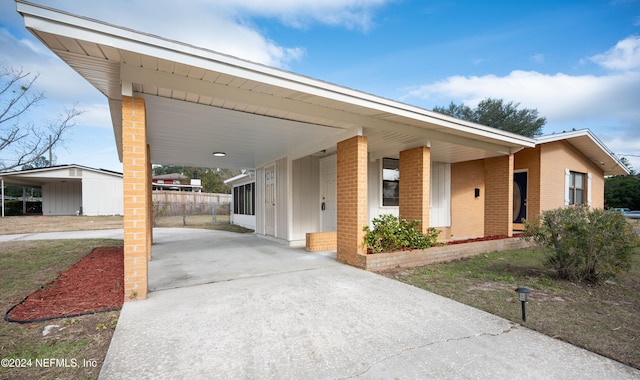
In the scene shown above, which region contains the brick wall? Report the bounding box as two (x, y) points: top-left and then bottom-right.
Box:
(484, 155), (514, 237)
(539, 141), (605, 211)
(514, 146), (541, 221)
(306, 232), (337, 252)
(122, 96), (149, 301)
(364, 238), (534, 271)
(399, 146), (430, 233)
(451, 160), (485, 239)
(336, 135), (368, 266)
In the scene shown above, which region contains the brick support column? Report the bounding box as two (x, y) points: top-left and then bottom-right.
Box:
(484, 154), (514, 237)
(146, 143), (153, 259)
(337, 135), (368, 266)
(122, 96), (149, 300)
(399, 146), (431, 233)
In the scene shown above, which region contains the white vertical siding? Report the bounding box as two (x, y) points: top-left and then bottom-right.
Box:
(291, 156), (320, 241)
(430, 161), (451, 227)
(42, 181), (82, 215)
(276, 157), (289, 240)
(82, 171), (123, 215)
(255, 167), (265, 235)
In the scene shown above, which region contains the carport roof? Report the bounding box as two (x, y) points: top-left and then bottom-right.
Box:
(0, 164), (122, 186)
(17, 1), (536, 169)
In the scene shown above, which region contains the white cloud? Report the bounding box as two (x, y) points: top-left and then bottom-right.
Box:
(402, 36), (640, 171)
(404, 70), (640, 124)
(28, 0), (390, 68)
(215, 0), (389, 30)
(590, 35), (640, 71)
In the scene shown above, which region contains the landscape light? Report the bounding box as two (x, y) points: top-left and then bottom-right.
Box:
(515, 287), (531, 322)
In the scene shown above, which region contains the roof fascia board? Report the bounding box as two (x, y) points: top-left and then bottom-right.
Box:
(123, 64), (527, 155)
(536, 129), (629, 175)
(19, 1), (534, 150)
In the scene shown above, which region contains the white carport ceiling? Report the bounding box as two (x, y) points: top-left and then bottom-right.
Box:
(17, 1), (536, 169)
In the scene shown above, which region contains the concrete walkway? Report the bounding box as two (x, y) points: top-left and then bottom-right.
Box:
(98, 229), (639, 379)
(3, 228), (638, 378)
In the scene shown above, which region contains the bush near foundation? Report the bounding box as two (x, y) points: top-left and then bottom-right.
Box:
(363, 214), (440, 254)
(525, 205), (640, 284)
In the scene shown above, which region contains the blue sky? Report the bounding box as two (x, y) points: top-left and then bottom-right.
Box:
(1, 0), (639, 172)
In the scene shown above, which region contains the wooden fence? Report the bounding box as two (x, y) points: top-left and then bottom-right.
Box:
(153, 191), (231, 221)
(152, 191), (231, 205)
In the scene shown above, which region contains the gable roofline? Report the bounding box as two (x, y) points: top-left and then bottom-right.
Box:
(16, 0), (535, 153)
(0, 164), (122, 178)
(535, 129), (629, 176)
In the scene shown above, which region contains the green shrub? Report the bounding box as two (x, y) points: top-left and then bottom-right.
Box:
(363, 214), (440, 254)
(525, 205), (640, 284)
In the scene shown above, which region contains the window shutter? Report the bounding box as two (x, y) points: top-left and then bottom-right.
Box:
(587, 172), (592, 206)
(564, 169), (571, 206)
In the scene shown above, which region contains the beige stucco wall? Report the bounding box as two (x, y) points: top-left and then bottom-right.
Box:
(451, 159), (485, 239)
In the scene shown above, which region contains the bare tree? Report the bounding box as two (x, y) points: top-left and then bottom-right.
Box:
(0, 66), (82, 171)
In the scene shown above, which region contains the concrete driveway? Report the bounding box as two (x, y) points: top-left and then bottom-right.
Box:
(97, 228), (639, 379)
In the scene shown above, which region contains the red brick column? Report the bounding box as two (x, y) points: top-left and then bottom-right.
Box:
(484, 154), (514, 237)
(337, 135), (368, 266)
(122, 96), (149, 300)
(399, 146), (431, 233)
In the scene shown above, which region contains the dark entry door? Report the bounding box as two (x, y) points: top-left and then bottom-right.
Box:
(513, 172), (528, 223)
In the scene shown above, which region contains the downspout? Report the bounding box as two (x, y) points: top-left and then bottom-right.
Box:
(1, 178), (4, 218)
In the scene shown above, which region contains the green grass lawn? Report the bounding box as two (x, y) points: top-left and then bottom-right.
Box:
(385, 248), (640, 369)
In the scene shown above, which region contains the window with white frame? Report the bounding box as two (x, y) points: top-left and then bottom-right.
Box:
(233, 182), (255, 215)
(382, 158), (399, 206)
(568, 171), (585, 205)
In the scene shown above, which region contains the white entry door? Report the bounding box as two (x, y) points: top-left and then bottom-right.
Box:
(264, 165), (276, 236)
(320, 155), (337, 232)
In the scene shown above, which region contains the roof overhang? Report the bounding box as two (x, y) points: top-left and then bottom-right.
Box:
(17, 1), (536, 169)
(0, 164), (122, 186)
(536, 129), (629, 176)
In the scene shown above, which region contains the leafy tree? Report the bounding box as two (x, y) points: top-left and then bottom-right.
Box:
(0, 66), (82, 171)
(605, 174), (640, 210)
(433, 98), (546, 137)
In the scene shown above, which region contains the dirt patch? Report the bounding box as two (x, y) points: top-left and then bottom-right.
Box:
(0, 215), (123, 235)
(6, 246), (124, 323)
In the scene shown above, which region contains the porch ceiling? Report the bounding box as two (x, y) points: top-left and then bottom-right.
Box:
(18, 2), (536, 169)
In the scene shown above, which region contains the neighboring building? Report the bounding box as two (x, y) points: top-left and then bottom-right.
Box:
(0, 164), (123, 216)
(224, 172), (256, 230)
(152, 173), (202, 192)
(16, 2), (628, 298)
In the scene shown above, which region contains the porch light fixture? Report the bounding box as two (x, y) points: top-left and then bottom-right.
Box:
(515, 287), (531, 322)
(212, 152), (226, 157)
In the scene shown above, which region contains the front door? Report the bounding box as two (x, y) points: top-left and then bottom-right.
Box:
(513, 171), (528, 224)
(264, 165), (276, 236)
(320, 155), (337, 232)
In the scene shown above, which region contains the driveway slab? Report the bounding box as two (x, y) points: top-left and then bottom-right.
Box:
(100, 230), (640, 379)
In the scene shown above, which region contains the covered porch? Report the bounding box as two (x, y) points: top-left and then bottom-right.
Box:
(18, 1), (535, 300)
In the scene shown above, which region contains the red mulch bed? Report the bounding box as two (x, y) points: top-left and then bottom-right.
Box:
(5, 247), (124, 323)
(446, 233), (526, 245)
